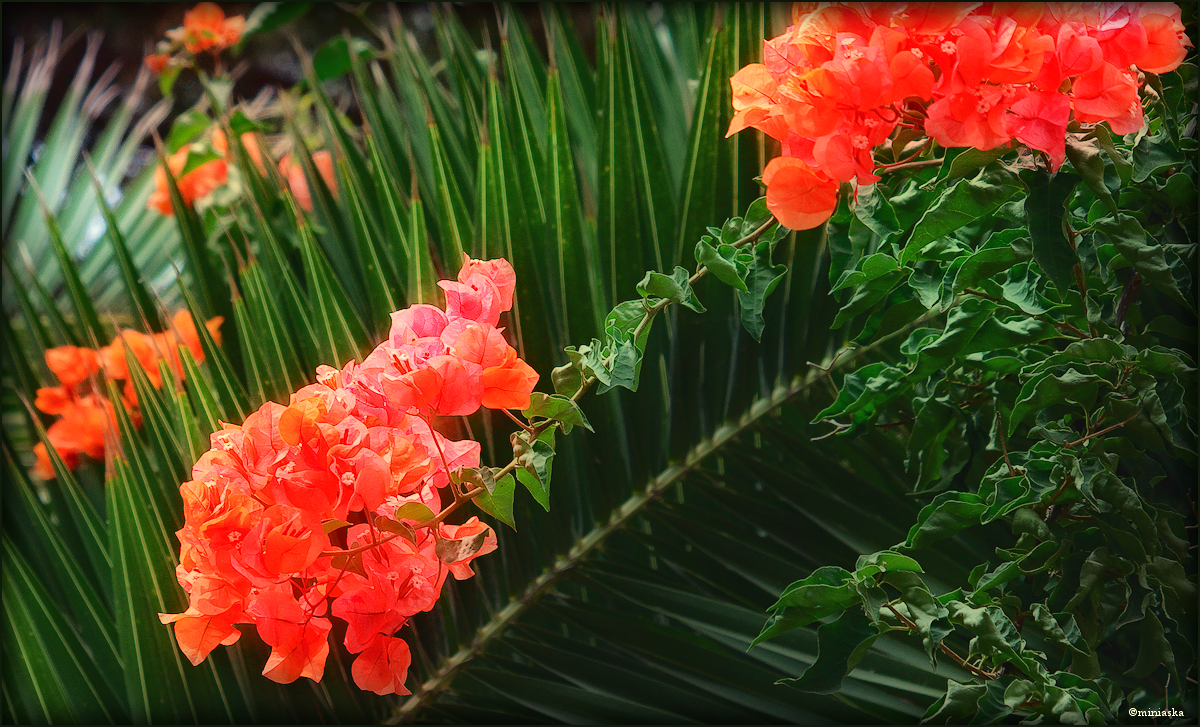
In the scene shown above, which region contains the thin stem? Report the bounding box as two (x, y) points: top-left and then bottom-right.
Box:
(1064, 221), (1098, 337)
(1064, 406), (1143, 449)
(501, 407), (533, 433)
(996, 409), (1017, 477)
(877, 158), (943, 175)
(885, 603), (997, 681)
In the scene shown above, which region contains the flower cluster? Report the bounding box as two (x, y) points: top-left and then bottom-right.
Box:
(149, 128), (338, 215)
(729, 2), (1191, 230)
(33, 311), (224, 479)
(144, 3), (245, 75)
(161, 256), (537, 694)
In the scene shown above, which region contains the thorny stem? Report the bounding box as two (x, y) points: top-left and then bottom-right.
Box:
(885, 603), (997, 681)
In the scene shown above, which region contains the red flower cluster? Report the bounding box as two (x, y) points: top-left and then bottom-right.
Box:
(33, 311), (224, 479)
(162, 256), (537, 694)
(729, 2), (1191, 230)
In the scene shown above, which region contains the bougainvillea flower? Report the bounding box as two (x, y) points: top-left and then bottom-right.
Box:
(148, 146), (228, 216)
(1137, 5), (1191, 73)
(727, 1), (1174, 234)
(457, 255), (517, 311)
(1008, 89), (1071, 171)
(164, 258), (538, 692)
(45, 346), (100, 389)
(438, 518), (498, 580)
(279, 151), (338, 212)
(762, 157), (839, 231)
(144, 53), (170, 74)
(168, 3), (246, 54)
(158, 607), (242, 666)
(352, 635), (412, 696)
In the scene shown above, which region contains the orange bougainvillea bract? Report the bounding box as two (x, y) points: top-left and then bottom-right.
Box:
(728, 2), (1191, 230)
(33, 311), (223, 479)
(161, 256), (536, 694)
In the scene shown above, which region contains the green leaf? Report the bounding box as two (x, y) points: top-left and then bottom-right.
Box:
(900, 168), (1024, 266)
(1132, 127), (1185, 183)
(755, 566), (859, 646)
(636, 266), (705, 313)
(311, 36), (374, 83)
(950, 232), (1032, 294)
(522, 392), (593, 434)
(1023, 170), (1079, 296)
(1093, 214), (1189, 306)
(237, 2), (311, 45)
(777, 609), (879, 694)
(920, 680), (988, 724)
(903, 492), (987, 549)
(1010, 367), (1105, 434)
(393, 502), (436, 524)
(736, 239), (789, 340)
(1065, 136), (1119, 214)
(513, 427), (556, 511)
(694, 235), (749, 291)
(474, 472), (517, 530)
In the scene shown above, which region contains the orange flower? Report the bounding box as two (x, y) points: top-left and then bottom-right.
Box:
(33, 395), (116, 480)
(45, 346), (101, 389)
(145, 53), (171, 75)
(212, 129), (267, 175)
(279, 151), (338, 212)
(148, 146), (229, 216)
(762, 157), (839, 231)
(171, 3), (246, 54)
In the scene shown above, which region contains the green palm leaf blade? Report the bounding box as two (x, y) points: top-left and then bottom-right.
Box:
(11, 247), (82, 347)
(169, 388), (206, 467)
(283, 123), (368, 318)
(120, 344), (189, 497)
(348, 48), (413, 197)
(2, 538), (128, 724)
(544, 5), (598, 201)
(499, 6), (549, 156)
(22, 401), (112, 600)
(106, 457), (252, 724)
(32, 182), (107, 346)
(178, 346), (222, 436)
(239, 198), (322, 373)
(404, 196), (440, 306)
(337, 155), (401, 334)
(363, 133), (418, 302)
(483, 73), (553, 374)
(175, 277), (250, 422)
(389, 19), (476, 200)
(2, 255), (55, 352)
(108, 376), (184, 546)
(157, 150), (224, 323)
(86, 159), (164, 332)
(231, 293), (272, 407)
(622, 5), (690, 194)
(238, 260), (307, 401)
(2, 29), (58, 231)
(426, 121), (474, 274)
(541, 67), (601, 347)
(295, 220), (370, 366)
(3, 441), (123, 696)
(431, 6), (485, 150)
(1, 305), (46, 411)
(6, 34), (101, 270)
